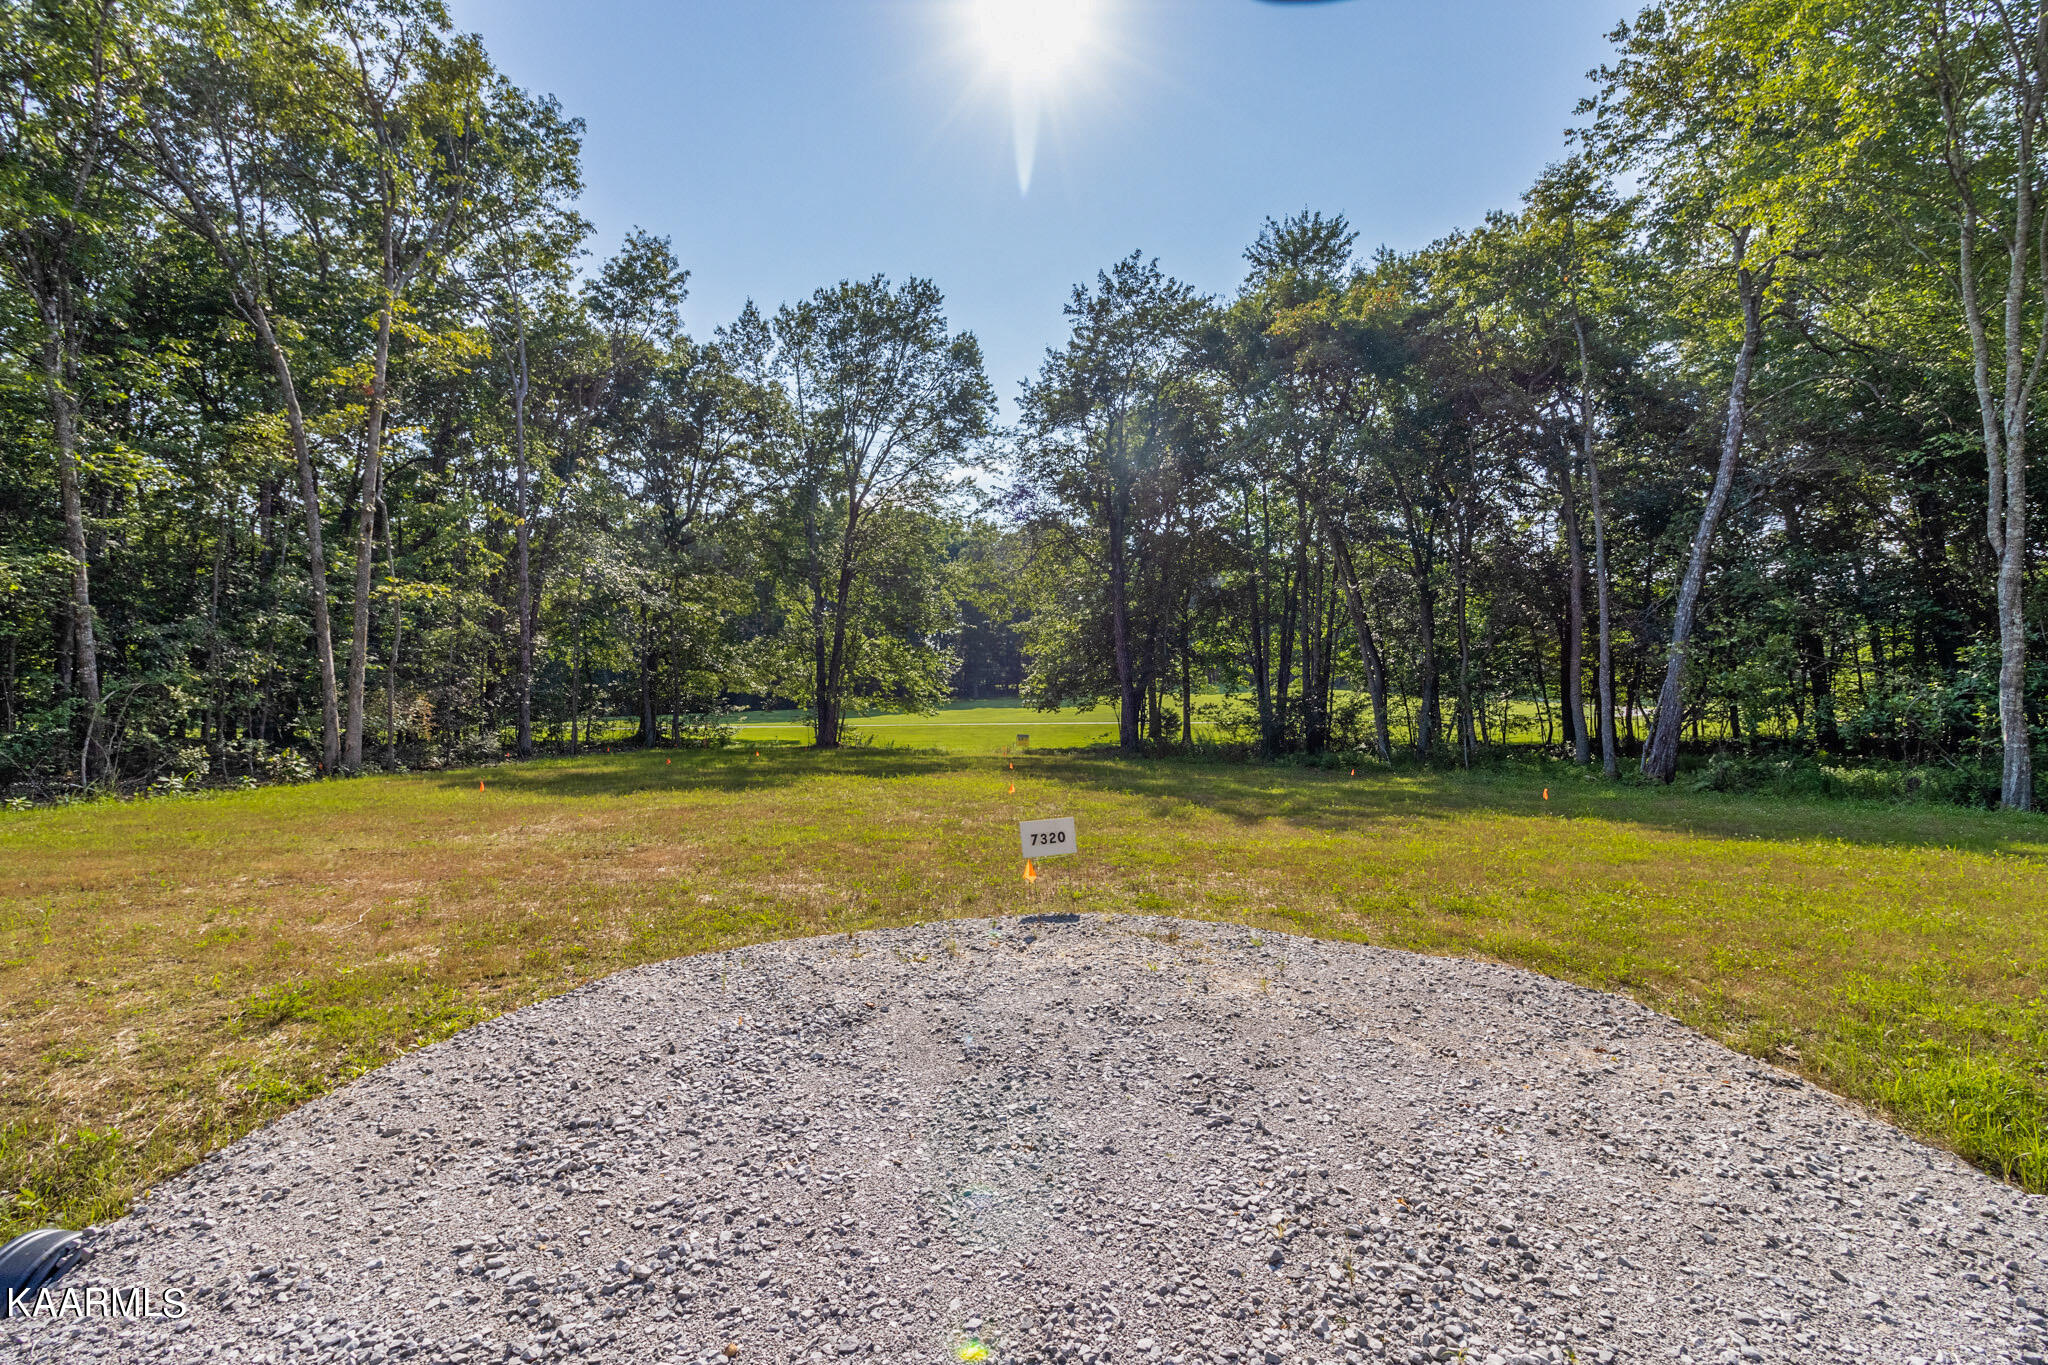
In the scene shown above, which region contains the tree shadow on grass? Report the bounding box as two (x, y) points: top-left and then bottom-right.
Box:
(417, 744), (2048, 860)
(416, 744), (969, 800)
(1022, 751), (2048, 860)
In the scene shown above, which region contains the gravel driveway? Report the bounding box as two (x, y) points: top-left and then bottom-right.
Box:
(8, 915), (2044, 1365)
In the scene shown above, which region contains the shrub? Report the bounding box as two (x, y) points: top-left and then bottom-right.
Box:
(1687, 751), (2010, 807)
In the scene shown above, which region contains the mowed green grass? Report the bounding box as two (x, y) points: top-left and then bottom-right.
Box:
(721, 694), (1629, 753)
(2, 737), (2046, 1242)
(730, 698), (1124, 753)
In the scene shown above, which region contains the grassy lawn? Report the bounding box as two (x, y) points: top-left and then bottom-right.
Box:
(719, 694), (1631, 753)
(730, 697), (1124, 752)
(2, 732), (2046, 1242)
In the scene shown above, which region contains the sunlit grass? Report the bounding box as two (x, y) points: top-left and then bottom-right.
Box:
(721, 693), (1636, 754)
(731, 697), (1122, 753)
(1, 738), (2044, 1238)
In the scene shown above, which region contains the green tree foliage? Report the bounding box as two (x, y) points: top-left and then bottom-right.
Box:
(729, 276), (992, 748)
(1012, 252), (1212, 753)
(1, 0), (2042, 810)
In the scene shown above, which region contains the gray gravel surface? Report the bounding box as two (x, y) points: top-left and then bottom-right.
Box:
(8, 915), (2046, 1365)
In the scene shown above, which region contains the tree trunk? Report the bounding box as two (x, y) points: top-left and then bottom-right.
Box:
(638, 606), (657, 748)
(55, 600), (74, 693)
(1274, 557), (1298, 755)
(1414, 574), (1439, 760)
(1246, 495), (1277, 753)
(1396, 491), (1441, 759)
(1294, 507), (1326, 754)
(249, 304), (341, 775)
(1643, 242), (1767, 784)
(569, 578), (585, 756)
(1782, 494), (1837, 750)
(1949, 69), (2040, 810)
(806, 498), (837, 749)
(513, 316), (534, 760)
(1180, 630), (1193, 749)
(1317, 501), (1392, 762)
(1556, 439), (1590, 764)
(37, 316), (104, 787)
(1992, 416), (2033, 810)
(1576, 314), (1619, 779)
(383, 497), (401, 769)
(671, 623), (685, 745)
(1454, 515), (1474, 768)
(1624, 628), (1643, 752)
(820, 514), (862, 752)
(344, 302), (394, 772)
(1106, 503), (1140, 753)
(1245, 542), (1274, 751)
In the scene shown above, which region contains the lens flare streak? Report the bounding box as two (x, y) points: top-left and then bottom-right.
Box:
(964, 0), (1103, 193)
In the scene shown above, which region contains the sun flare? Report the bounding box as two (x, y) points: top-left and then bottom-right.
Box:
(969, 0), (1099, 88)
(963, 0), (1104, 193)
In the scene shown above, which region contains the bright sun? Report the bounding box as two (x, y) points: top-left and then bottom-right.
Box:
(963, 0), (1104, 193)
(968, 0), (1100, 89)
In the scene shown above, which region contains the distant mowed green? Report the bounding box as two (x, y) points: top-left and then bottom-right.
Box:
(2, 719), (2045, 1240)
(730, 698), (1123, 753)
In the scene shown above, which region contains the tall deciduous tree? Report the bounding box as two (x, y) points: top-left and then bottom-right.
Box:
(325, 0), (493, 773)
(1532, 161), (1638, 779)
(0, 0), (141, 785)
(1017, 253), (1207, 753)
(470, 82), (584, 760)
(1219, 212), (1404, 760)
(745, 276), (991, 748)
(130, 0), (346, 773)
(1744, 0), (2045, 809)
(1590, 0), (1792, 783)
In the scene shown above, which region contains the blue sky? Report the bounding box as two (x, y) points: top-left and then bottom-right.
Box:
(446, 0), (1625, 412)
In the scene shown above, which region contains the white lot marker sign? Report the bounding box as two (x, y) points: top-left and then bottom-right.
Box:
(1019, 816), (1076, 859)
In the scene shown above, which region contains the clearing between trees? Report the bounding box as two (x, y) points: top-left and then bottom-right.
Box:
(0, 744), (2043, 1244)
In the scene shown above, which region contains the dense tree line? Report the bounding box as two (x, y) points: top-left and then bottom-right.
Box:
(3, 0), (2044, 809)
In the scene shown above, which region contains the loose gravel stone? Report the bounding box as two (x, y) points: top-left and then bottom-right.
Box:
(6, 916), (2045, 1364)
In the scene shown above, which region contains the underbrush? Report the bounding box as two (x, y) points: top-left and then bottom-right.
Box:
(1686, 751), (2016, 808)
(0, 720), (744, 812)
(1065, 736), (2037, 811)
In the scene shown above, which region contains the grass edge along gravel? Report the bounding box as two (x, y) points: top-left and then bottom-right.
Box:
(0, 742), (2044, 1241)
